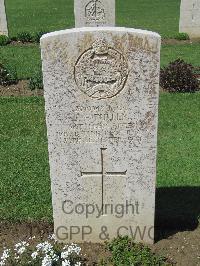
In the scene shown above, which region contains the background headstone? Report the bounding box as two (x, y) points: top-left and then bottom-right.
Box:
(74, 0), (115, 27)
(41, 27), (161, 244)
(179, 0), (200, 38)
(0, 0), (8, 36)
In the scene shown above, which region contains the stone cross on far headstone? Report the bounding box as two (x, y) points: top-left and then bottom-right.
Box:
(179, 0), (200, 38)
(0, 0), (8, 36)
(74, 0), (115, 27)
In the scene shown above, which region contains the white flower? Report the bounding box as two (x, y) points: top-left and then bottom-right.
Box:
(15, 243), (22, 249)
(1, 249), (10, 260)
(29, 236), (36, 240)
(31, 251), (38, 259)
(48, 234), (56, 241)
(36, 241), (53, 254)
(67, 244), (81, 255)
(17, 246), (26, 255)
(61, 251), (70, 259)
(42, 255), (52, 266)
(0, 249), (10, 266)
(22, 241), (29, 247)
(14, 241), (29, 256)
(62, 260), (71, 266)
(48, 250), (59, 262)
(75, 263), (81, 266)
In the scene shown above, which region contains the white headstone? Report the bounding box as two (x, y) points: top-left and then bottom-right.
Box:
(74, 0), (115, 27)
(0, 0), (8, 36)
(41, 27), (161, 244)
(179, 0), (200, 38)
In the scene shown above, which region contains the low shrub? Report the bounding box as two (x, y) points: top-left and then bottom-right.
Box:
(10, 31), (48, 44)
(0, 35), (10, 46)
(16, 32), (33, 43)
(174, 32), (190, 41)
(100, 236), (168, 265)
(0, 63), (18, 86)
(34, 30), (48, 43)
(3, 31), (47, 45)
(160, 59), (199, 93)
(29, 70), (43, 90)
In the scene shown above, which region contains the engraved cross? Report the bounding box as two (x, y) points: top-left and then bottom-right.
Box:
(81, 148), (127, 209)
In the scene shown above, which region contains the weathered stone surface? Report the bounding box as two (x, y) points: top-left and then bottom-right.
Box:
(179, 0), (200, 38)
(41, 27), (161, 244)
(0, 0), (8, 36)
(74, 0), (115, 27)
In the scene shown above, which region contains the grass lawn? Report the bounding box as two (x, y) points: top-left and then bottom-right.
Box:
(1, 0), (199, 80)
(0, 45), (41, 79)
(0, 97), (51, 221)
(0, 44), (199, 80)
(6, 0), (180, 38)
(161, 43), (200, 67)
(0, 94), (200, 221)
(0, 0), (199, 224)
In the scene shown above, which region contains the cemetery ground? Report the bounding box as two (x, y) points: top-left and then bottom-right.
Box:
(0, 95), (200, 265)
(0, 0), (200, 265)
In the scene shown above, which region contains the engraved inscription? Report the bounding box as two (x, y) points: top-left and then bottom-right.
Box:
(74, 39), (129, 100)
(55, 102), (157, 147)
(85, 0), (105, 24)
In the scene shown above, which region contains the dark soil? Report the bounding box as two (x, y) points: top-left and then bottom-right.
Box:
(0, 80), (43, 97)
(0, 82), (179, 98)
(0, 221), (199, 265)
(161, 39), (200, 45)
(6, 39), (200, 46)
(153, 226), (200, 266)
(9, 41), (37, 46)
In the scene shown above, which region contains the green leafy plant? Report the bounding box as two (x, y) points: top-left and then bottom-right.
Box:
(101, 236), (168, 266)
(10, 31), (47, 44)
(160, 59), (199, 93)
(34, 30), (48, 43)
(174, 32), (190, 41)
(16, 32), (33, 43)
(0, 35), (10, 46)
(29, 70), (43, 90)
(0, 63), (18, 86)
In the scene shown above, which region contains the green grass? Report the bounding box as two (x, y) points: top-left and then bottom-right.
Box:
(0, 45), (41, 79)
(6, 0), (74, 37)
(161, 44), (200, 67)
(157, 93), (200, 187)
(0, 94), (200, 221)
(116, 0), (181, 38)
(0, 44), (199, 80)
(5, 0), (181, 38)
(0, 0), (198, 81)
(0, 97), (51, 221)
